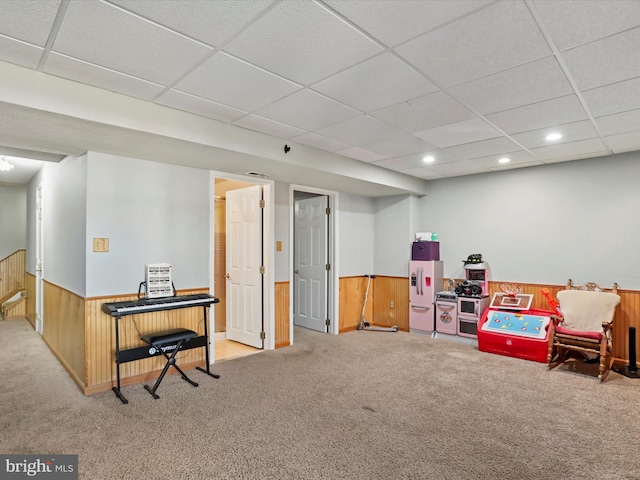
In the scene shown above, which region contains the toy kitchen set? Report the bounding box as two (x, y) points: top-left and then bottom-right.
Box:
(409, 231), (491, 339)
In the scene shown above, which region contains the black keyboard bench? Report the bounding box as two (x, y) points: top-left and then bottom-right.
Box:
(140, 328), (199, 399)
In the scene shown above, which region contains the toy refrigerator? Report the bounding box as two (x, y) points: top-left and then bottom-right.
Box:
(409, 261), (443, 334)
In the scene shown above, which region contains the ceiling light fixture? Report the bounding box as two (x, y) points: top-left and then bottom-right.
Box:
(498, 157), (511, 164)
(0, 157), (14, 172)
(422, 155), (435, 163)
(545, 133), (562, 142)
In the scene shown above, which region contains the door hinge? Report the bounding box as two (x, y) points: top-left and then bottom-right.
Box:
(260, 265), (265, 274)
(260, 331), (266, 340)
(326, 263), (331, 271)
(325, 319), (331, 326)
(326, 207), (331, 215)
(259, 199), (265, 208)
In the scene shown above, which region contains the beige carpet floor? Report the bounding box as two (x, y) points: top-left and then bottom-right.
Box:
(1, 318), (639, 479)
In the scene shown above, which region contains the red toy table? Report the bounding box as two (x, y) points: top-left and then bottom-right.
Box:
(477, 307), (553, 363)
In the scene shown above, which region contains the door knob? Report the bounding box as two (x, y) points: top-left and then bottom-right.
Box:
(294, 270), (299, 274)
(224, 273), (230, 279)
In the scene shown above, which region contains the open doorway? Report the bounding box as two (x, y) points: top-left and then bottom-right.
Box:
(290, 186), (338, 339)
(213, 176), (271, 362)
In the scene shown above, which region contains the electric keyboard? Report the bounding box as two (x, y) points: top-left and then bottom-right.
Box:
(102, 293), (218, 317)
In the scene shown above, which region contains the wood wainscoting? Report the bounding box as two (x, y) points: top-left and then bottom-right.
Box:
(339, 276), (374, 332)
(275, 281), (290, 348)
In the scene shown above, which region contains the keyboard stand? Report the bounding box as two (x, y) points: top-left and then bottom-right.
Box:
(107, 297), (219, 404)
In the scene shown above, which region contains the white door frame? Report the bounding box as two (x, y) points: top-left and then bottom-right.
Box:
(35, 183), (44, 335)
(289, 185), (339, 340)
(209, 171), (275, 363)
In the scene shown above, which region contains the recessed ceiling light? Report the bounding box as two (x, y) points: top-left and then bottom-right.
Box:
(545, 133), (562, 141)
(422, 155), (435, 163)
(498, 157), (511, 164)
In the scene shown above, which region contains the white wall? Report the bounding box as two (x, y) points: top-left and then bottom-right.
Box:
(418, 152), (640, 289)
(373, 195), (412, 276)
(85, 152), (210, 296)
(339, 192), (374, 277)
(0, 184), (27, 259)
(26, 156), (87, 296)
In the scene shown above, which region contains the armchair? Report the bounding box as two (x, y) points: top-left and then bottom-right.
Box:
(547, 279), (620, 381)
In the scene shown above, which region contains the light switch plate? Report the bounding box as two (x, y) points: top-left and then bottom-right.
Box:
(93, 238), (109, 252)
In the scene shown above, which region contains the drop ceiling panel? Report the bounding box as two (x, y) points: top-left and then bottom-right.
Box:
(313, 53), (438, 113)
(45, 53), (165, 101)
(0, 36), (42, 69)
(582, 76), (640, 118)
(53, 0), (213, 86)
(336, 147), (386, 163)
(511, 120), (599, 149)
(531, 138), (609, 161)
(605, 131), (640, 154)
(110, 0), (275, 47)
(233, 114), (306, 139)
(595, 109), (640, 137)
(414, 118), (502, 148)
(315, 115), (407, 146)
(0, 0), (61, 46)
(399, 167), (445, 181)
(325, 0), (492, 47)
(486, 95), (588, 135)
(371, 91), (475, 133)
(443, 136), (524, 161)
(361, 135), (437, 158)
(372, 149), (458, 171)
(532, 0), (640, 51)
(291, 132), (351, 153)
(154, 90), (247, 123)
(395, 1), (551, 88)
(172, 52), (300, 112)
(255, 89), (360, 131)
(562, 27), (640, 91)
(448, 56), (573, 115)
(223, 0), (383, 85)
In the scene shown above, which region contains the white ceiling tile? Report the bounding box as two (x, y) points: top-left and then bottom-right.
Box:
(361, 135), (437, 157)
(233, 114), (306, 139)
(511, 120), (598, 149)
(487, 160), (544, 173)
(155, 90), (247, 123)
(532, 0), (640, 51)
(604, 131), (640, 154)
(53, 0), (213, 86)
(290, 132), (352, 153)
(313, 53), (438, 113)
(0, 36), (43, 69)
(536, 151), (609, 164)
(395, 1), (551, 88)
(530, 138), (610, 161)
(448, 56), (573, 115)
(325, 0), (492, 47)
(372, 155), (426, 171)
(174, 52), (300, 112)
(421, 159), (488, 177)
(371, 91), (475, 133)
(470, 149), (539, 168)
(336, 147), (386, 163)
(595, 109), (640, 137)
(223, 0), (383, 85)
(443, 136), (524, 160)
(582, 76), (640, 118)
(562, 27), (640, 91)
(255, 89), (360, 131)
(414, 118), (503, 148)
(110, 0), (274, 47)
(316, 115), (406, 146)
(0, 0), (61, 46)
(486, 95), (588, 135)
(44, 53), (165, 101)
(399, 167), (446, 180)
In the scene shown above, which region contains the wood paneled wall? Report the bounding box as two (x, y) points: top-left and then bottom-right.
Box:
(372, 276), (409, 331)
(339, 276), (373, 332)
(275, 282), (290, 348)
(0, 249), (25, 302)
(84, 288), (208, 395)
(25, 272), (35, 328)
(42, 281), (85, 389)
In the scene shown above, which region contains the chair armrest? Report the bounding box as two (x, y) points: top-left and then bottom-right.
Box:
(550, 314), (564, 325)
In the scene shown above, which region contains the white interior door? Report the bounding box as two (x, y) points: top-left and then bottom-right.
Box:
(226, 185), (263, 348)
(35, 183), (44, 335)
(294, 195), (328, 332)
